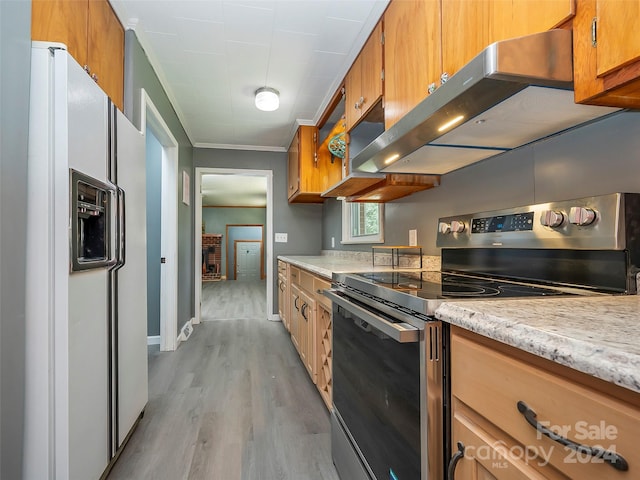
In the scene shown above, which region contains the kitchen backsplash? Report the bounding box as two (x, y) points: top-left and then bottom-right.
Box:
(320, 249), (441, 270)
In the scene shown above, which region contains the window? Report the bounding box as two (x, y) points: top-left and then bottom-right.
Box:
(341, 200), (384, 244)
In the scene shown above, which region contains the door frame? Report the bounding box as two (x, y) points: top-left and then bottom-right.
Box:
(140, 89), (179, 351)
(233, 239), (264, 280)
(194, 168), (275, 323)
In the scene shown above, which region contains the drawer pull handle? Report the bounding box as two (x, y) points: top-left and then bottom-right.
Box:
(516, 401), (628, 471)
(447, 441), (465, 479)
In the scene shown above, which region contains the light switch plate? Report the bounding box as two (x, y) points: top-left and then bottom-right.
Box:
(409, 229), (417, 246)
(275, 232), (288, 243)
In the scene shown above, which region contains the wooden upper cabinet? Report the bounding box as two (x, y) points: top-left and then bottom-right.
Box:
(574, 0), (640, 108)
(596, 0), (640, 76)
(384, 0), (442, 129)
(32, 0), (125, 111)
(345, 21), (383, 131)
(287, 125), (342, 203)
(441, 0), (492, 79)
(441, 0), (574, 80)
(32, 0), (89, 64)
(87, 0), (124, 111)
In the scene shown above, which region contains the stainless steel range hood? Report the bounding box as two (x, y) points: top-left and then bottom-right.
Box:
(352, 29), (621, 175)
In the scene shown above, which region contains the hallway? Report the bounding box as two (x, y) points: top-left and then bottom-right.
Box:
(107, 280), (339, 480)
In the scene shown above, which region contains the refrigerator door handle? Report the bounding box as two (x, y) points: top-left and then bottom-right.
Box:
(115, 187), (126, 270)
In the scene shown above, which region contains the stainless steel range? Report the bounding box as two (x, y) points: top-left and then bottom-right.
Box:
(326, 193), (640, 480)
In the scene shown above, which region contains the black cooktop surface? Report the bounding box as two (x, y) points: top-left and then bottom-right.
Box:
(353, 271), (577, 300)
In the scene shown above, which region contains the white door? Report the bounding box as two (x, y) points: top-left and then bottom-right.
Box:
(236, 242), (261, 281)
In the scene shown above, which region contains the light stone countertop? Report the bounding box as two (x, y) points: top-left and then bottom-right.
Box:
(278, 253), (440, 280)
(435, 295), (640, 394)
(277, 255), (410, 280)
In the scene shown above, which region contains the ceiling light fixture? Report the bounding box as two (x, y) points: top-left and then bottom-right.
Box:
(255, 87), (279, 111)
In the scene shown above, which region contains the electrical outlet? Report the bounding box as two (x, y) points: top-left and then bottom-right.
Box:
(275, 233), (288, 243)
(331, 237), (335, 248)
(409, 229), (417, 246)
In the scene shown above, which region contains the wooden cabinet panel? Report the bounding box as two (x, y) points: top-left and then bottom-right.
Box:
(290, 283), (301, 353)
(345, 21), (383, 131)
(441, 0), (493, 79)
(596, 0), (640, 77)
(450, 328), (640, 480)
(31, 0), (124, 111)
(574, 0), (640, 108)
(32, 0), (89, 65)
(441, 0), (574, 81)
(384, 0), (442, 129)
(299, 289), (316, 382)
(287, 125), (342, 203)
(279, 261), (332, 410)
(316, 302), (332, 410)
(88, 0), (124, 111)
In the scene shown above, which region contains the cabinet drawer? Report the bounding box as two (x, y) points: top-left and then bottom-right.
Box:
(278, 260), (287, 275)
(314, 277), (332, 308)
(451, 331), (640, 479)
(300, 269), (314, 293)
(290, 266), (300, 286)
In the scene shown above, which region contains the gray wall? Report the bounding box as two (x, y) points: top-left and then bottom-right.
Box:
(1, 1), (31, 478)
(194, 148), (324, 313)
(202, 207), (266, 275)
(323, 111), (640, 255)
(146, 129), (162, 336)
(124, 30), (195, 332)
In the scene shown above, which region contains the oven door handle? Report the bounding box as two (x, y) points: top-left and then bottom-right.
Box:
(324, 289), (419, 343)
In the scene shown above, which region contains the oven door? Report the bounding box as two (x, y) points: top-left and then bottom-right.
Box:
(326, 289), (424, 480)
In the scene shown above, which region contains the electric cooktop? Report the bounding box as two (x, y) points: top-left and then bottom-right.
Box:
(351, 270), (585, 300)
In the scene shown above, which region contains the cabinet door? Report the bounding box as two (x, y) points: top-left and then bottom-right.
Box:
(450, 410), (549, 480)
(32, 0), (89, 66)
(300, 290), (316, 381)
(359, 21), (383, 120)
(596, 0), (640, 77)
(441, 0), (493, 79)
(287, 130), (300, 199)
(88, 0), (124, 111)
(345, 57), (363, 130)
(384, 0), (442, 129)
(290, 284), (301, 353)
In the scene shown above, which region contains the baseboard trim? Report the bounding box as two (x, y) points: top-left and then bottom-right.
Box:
(267, 313), (281, 322)
(147, 335), (160, 345)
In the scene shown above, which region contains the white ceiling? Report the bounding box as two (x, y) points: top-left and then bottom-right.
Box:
(109, 0), (389, 152)
(201, 174), (267, 206)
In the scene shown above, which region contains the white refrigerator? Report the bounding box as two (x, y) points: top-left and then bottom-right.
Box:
(24, 42), (148, 480)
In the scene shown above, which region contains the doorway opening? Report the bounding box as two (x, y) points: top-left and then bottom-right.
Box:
(194, 168), (275, 324)
(141, 90), (179, 351)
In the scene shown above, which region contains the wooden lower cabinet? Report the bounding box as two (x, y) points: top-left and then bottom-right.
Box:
(449, 327), (640, 480)
(316, 300), (333, 410)
(280, 261), (333, 410)
(290, 283), (301, 353)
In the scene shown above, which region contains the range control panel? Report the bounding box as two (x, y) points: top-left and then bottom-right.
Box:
(471, 212), (534, 233)
(436, 193), (637, 250)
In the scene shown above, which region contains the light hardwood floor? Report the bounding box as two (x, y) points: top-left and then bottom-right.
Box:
(107, 280), (339, 480)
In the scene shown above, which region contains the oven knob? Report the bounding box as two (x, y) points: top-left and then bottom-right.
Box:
(451, 220), (465, 233)
(540, 210), (565, 228)
(439, 222), (452, 234)
(569, 206), (597, 226)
